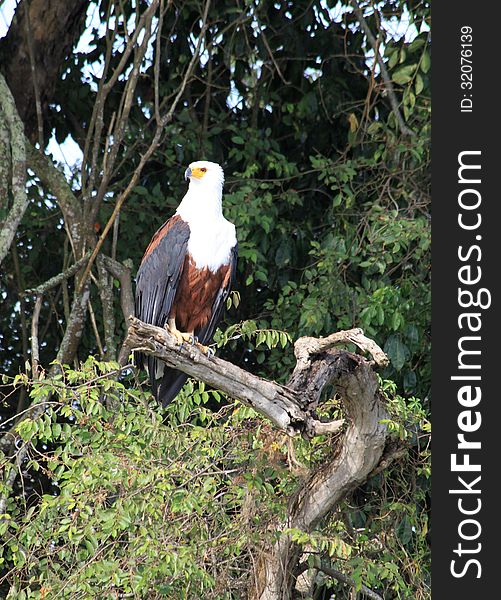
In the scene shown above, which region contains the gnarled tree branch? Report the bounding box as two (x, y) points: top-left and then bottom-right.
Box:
(350, 0), (415, 138)
(126, 317), (384, 438)
(124, 317), (390, 599)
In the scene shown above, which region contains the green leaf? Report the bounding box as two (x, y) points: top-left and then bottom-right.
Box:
(392, 65), (416, 85)
(415, 73), (424, 95)
(421, 50), (430, 73)
(384, 335), (411, 371)
(396, 515), (413, 545)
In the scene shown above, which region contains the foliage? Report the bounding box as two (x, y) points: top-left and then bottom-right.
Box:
(1, 0), (431, 597)
(1, 360), (280, 598)
(1, 356), (429, 598)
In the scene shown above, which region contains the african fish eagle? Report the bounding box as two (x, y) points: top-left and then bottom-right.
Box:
(135, 160), (238, 406)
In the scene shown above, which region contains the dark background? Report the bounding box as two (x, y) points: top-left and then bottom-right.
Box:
(433, 2), (500, 596)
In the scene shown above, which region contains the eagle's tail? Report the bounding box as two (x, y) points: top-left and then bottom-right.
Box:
(142, 354), (186, 407)
(135, 351), (187, 407)
(157, 368), (188, 407)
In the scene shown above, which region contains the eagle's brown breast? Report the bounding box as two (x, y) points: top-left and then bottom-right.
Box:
(169, 255), (232, 334)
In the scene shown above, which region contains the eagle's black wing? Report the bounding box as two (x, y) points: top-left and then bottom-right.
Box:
(135, 215), (190, 404)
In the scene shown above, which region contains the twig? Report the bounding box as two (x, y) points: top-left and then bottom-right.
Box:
(350, 0), (415, 137)
(23, 252), (91, 297)
(88, 4), (158, 226)
(111, 211), (119, 261)
(81, 0), (114, 199)
(260, 26), (291, 85)
(154, 0), (166, 125)
(31, 294), (43, 377)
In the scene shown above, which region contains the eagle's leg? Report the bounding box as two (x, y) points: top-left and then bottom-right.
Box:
(166, 318), (195, 345)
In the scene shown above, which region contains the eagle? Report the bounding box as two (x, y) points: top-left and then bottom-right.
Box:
(135, 161), (237, 406)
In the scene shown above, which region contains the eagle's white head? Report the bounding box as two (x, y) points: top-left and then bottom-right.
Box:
(184, 160), (224, 191)
(178, 160), (226, 222)
(177, 159), (236, 269)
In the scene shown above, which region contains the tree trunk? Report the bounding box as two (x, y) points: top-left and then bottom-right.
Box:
(0, 73), (27, 266)
(252, 354), (388, 599)
(0, 0), (89, 143)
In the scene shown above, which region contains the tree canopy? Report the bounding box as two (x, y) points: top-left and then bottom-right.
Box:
(0, 0), (430, 598)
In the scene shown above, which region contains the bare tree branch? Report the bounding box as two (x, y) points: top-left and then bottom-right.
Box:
(350, 0), (415, 137)
(126, 318), (310, 434)
(87, 0), (159, 226)
(30, 294), (43, 377)
(78, 0), (212, 293)
(125, 316), (388, 435)
(23, 252), (91, 297)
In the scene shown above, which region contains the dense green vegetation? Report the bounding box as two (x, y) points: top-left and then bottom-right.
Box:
(1, 0), (430, 597)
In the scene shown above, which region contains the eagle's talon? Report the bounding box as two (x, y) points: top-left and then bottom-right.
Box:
(171, 331), (184, 346)
(166, 320), (193, 346)
(195, 342), (215, 357)
(181, 332), (194, 345)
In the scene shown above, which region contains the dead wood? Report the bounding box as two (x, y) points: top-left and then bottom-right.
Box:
(125, 317), (392, 599)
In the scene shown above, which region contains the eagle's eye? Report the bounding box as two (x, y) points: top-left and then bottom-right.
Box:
(200, 167), (207, 173)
